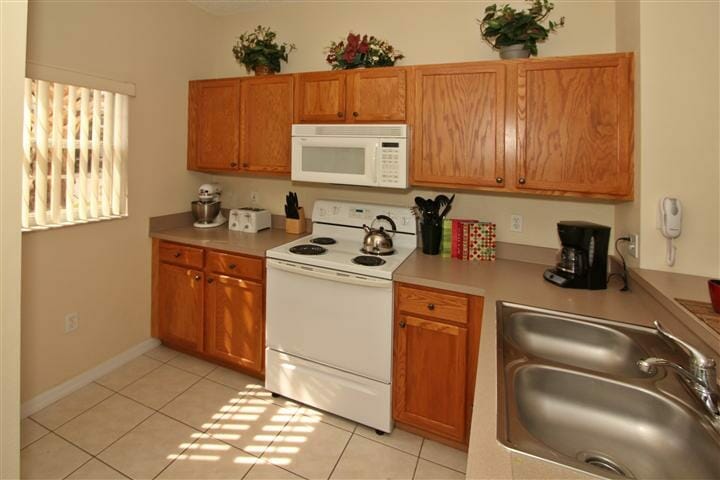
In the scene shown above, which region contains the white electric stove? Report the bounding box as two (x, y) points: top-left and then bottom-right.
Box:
(265, 200), (417, 433)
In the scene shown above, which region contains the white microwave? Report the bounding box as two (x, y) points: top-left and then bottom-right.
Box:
(291, 124), (408, 189)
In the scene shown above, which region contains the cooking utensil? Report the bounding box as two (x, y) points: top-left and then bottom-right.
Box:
(361, 215), (397, 255)
(439, 194), (455, 219)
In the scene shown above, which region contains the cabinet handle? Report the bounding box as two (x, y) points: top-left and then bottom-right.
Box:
(230, 162), (238, 167)
(399, 320), (406, 328)
(228, 263), (237, 270)
(518, 177), (527, 185)
(496, 177), (504, 184)
(174, 252), (182, 258)
(207, 278), (214, 284)
(337, 112), (343, 118)
(352, 111), (359, 117)
(242, 163), (248, 168)
(427, 303), (435, 311)
(193, 274), (201, 281)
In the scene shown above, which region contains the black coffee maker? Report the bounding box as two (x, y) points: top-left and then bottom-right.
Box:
(544, 221), (611, 290)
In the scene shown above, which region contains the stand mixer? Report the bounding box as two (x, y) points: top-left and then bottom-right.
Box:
(192, 183), (227, 228)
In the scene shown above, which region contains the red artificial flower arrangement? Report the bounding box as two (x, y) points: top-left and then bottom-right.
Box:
(325, 33), (404, 70)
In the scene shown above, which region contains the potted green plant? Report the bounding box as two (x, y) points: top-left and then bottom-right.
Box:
(478, 0), (565, 59)
(232, 25), (296, 75)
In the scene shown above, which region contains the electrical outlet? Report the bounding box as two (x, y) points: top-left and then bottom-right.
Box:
(64, 313), (79, 333)
(627, 234), (639, 258)
(250, 192), (259, 204)
(510, 214), (523, 233)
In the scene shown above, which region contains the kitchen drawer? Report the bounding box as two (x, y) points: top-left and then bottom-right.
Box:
(396, 285), (468, 324)
(206, 250), (263, 280)
(158, 241), (204, 269)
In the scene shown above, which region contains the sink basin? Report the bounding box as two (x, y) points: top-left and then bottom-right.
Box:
(504, 311), (650, 377)
(497, 302), (720, 479)
(514, 365), (720, 479)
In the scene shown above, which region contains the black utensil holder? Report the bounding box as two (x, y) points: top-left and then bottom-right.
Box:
(421, 219), (443, 255)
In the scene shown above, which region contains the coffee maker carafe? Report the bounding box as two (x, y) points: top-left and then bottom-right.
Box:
(544, 221), (611, 290)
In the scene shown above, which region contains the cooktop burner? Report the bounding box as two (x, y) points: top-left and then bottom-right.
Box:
(360, 249), (395, 256)
(289, 244), (327, 255)
(352, 255), (387, 267)
(310, 237), (337, 245)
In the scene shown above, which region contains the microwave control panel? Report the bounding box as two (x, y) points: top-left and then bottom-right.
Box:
(378, 140), (407, 188)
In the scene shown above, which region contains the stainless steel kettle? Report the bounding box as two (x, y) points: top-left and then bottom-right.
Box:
(361, 215), (397, 255)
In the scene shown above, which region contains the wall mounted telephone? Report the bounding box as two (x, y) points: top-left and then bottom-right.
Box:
(659, 197), (682, 266)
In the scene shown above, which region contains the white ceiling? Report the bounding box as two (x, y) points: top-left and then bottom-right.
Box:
(187, 0), (277, 16)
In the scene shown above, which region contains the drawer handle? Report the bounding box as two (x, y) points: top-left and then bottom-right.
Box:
(352, 111), (359, 117)
(518, 177), (527, 185)
(427, 303), (435, 311)
(174, 252), (182, 258)
(399, 320), (406, 328)
(230, 162), (238, 167)
(207, 278), (214, 284)
(193, 274), (201, 281)
(228, 263), (237, 270)
(496, 177), (504, 184)
(337, 111), (343, 118)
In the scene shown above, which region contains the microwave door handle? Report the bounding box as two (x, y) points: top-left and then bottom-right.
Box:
(370, 141), (380, 183)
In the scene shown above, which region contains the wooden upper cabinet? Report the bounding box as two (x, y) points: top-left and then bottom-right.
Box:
(393, 314), (468, 442)
(204, 274), (264, 374)
(296, 71), (346, 123)
(412, 63), (506, 189)
(157, 263), (204, 351)
(515, 54), (633, 198)
(347, 68), (407, 122)
(188, 79), (241, 171)
(241, 75), (294, 174)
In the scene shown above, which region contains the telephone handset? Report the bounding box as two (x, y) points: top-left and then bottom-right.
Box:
(659, 197), (682, 265)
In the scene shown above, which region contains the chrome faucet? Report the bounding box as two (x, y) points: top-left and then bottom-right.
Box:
(638, 321), (720, 422)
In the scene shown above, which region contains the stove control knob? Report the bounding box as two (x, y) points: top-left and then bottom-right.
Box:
(319, 208), (327, 217)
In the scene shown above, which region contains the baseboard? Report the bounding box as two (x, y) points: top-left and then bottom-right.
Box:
(21, 337), (161, 418)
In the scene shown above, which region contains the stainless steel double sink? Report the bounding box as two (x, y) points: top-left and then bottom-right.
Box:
(497, 302), (720, 479)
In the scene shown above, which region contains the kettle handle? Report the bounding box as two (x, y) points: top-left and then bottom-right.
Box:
(375, 215), (397, 236)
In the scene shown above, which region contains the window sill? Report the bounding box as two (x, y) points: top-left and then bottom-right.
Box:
(22, 214), (128, 233)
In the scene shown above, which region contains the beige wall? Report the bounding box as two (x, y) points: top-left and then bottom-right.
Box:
(202, 1), (619, 249)
(1, 0), (28, 475)
(616, 0), (720, 277)
(21, 0), (213, 401)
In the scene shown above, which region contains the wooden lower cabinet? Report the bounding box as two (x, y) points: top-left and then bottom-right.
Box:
(393, 283), (482, 446)
(153, 240), (265, 377)
(204, 274), (264, 374)
(157, 263), (204, 351)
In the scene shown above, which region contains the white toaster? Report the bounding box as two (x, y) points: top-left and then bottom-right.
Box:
(228, 208), (271, 233)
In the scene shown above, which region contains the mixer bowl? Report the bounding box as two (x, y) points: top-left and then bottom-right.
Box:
(192, 200), (221, 224)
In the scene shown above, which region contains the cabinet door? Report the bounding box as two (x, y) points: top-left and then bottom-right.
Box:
(347, 68), (406, 122)
(516, 54), (633, 197)
(241, 76), (294, 174)
(157, 263), (204, 351)
(412, 64), (506, 188)
(188, 79), (241, 171)
(296, 71), (346, 123)
(205, 274), (264, 374)
(393, 314), (468, 442)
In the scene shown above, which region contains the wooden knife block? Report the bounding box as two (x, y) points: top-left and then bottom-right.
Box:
(285, 207), (306, 234)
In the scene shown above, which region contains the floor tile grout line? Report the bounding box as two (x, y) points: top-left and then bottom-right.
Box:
(29, 384), (115, 433)
(95, 354), (167, 394)
(352, 428), (424, 458)
(411, 438), (425, 479)
(90, 456), (133, 479)
(114, 364), (205, 413)
(419, 457), (467, 475)
(19, 418), (52, 451)
(326, 427), (354, 480)
(61, 455), (95, 480)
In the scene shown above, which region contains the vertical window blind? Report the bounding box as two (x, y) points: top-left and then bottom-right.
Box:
(21, 79), (129, 231)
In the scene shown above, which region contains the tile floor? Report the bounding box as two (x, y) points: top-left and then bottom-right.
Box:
(21, 345), (468, 480)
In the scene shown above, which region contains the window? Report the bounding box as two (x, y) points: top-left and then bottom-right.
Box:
(21, 79), (128, 231)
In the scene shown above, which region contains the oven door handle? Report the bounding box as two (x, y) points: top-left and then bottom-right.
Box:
(267, 258), (392, 288)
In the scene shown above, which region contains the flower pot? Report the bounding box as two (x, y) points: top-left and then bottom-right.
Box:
(499, 44), (531, 60)
(253, 65), (274, 76)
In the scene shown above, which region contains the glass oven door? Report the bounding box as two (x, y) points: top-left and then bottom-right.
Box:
(291, 136), (378, 186)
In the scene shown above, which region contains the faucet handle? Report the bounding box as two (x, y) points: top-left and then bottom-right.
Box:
(654, 320), (716, 368)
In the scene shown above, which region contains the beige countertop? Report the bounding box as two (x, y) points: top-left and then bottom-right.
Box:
(149, 223), (303, 258)
(394, 251), (720, 480)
